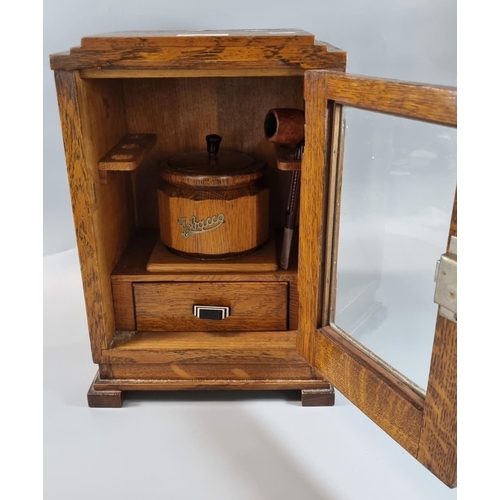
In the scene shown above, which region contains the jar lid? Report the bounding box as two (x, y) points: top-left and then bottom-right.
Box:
(159, 135), (265, 188)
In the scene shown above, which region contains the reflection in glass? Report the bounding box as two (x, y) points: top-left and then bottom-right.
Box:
(331, 107), (456, 392)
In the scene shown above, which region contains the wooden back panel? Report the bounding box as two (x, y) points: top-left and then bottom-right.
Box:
(122, 76), (305, 229)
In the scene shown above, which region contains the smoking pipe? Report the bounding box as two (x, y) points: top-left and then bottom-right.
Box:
(264, 108), (305, 146)
(264, 108), (305, 269)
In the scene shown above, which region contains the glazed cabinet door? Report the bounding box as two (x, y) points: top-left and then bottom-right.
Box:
(297, 71), (457, 487)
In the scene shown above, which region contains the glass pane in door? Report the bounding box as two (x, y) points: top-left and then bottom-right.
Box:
(331, 107), (456, 392)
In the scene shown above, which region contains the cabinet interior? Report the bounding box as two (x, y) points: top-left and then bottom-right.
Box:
(75, 74), (305, 351)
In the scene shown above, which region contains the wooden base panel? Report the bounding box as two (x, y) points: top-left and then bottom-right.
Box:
(88, 371), (332, 407)
(301, 386), (335, 407)
(101, 362), (313, 381)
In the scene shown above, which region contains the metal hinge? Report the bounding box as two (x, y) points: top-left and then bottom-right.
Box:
(434, 235), (457, 323)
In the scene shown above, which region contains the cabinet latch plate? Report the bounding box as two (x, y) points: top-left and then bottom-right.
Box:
(434, 235), (457, 323)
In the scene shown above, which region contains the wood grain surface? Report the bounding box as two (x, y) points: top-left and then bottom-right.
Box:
(296, 71), (332, 363)
(298, 69), (457, 485)
(80, 30), (317, 49)
(134, 281), (288, 332)
(51, 32), (347, 401)
(50, 30), (346, 72)
(315, 328), (423, 456)
(301, 386), (335, 407)
(288, 281), (299, 331)
(78, 67), (314, 80)
(100, 329), (328, 389)
(79, 68), (309, 79)
(449, 191), (457, 241)
(122, 76), (305, 230)
(111, 229), (298, 283)
(105, 330), (300, 360)
(98, 133), (156, 171)
(54, 71), (134, 361)
(322, 326), (425, 404)
(417, 195), (457, 487)
(93, 373), (330, 392)
(109, 231), (298, 332)
(74, 76), (137, 266)
(146, 234), (277, 273)
(313, 72), (457, 127)
(99, 362), (312, 381)
(320, 103), (343, 325)
(158, 185), (269, 257)
(417, 315), (457, 487)
(75, 75), (137, 346)
(52, 46), (344, 72)
(274, 144), (303, 171)
(88, 372), (123, 407)
(159, 149), (265, 187)
(111, 281), (136, 331)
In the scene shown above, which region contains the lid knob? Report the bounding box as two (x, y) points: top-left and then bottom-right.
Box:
(206, 134), (222, 159)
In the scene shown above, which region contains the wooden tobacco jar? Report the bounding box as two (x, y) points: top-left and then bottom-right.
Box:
(158, 134), (269, 259)
(51, 29), (457, 488)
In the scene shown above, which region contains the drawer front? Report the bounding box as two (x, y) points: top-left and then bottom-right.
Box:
(133, 282), (288, 332)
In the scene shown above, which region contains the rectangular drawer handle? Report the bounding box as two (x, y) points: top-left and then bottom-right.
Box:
(193, 305), (230, 320)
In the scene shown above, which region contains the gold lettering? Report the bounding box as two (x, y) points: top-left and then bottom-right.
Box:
(178, 213), (226, 239)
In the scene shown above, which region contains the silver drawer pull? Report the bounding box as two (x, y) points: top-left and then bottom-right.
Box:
(193, 305), (230, 320)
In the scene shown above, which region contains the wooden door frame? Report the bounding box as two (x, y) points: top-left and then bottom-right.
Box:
(297, 70), (457, 487)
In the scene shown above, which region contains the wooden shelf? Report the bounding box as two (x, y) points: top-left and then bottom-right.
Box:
(111, 229), (298, 283)
(98, 133), (156, 182)
(108, 330), (297, 353)
(147, 234), (278, 273)
(101, 330), (316, 379)
(275, 144), (302, 171)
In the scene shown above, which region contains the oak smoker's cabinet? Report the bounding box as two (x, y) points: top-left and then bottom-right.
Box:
(51, 30), (457, 487)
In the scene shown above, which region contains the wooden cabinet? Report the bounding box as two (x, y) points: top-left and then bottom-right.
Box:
(51, 30), (456, 487)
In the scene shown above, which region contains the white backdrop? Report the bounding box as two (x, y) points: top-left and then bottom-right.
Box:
(43, 0), (457, 255)
(43, 4), (458, 498)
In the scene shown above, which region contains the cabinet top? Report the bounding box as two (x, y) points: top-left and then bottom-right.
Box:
(83, 29), (316, 45)
(50, 29), (346, 75)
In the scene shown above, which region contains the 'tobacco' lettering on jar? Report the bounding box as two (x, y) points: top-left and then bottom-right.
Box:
(178, 213), (226, 239)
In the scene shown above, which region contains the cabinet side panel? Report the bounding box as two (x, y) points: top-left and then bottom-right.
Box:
(54, 72), (132, 360)
(54, 71), (109, 361)
(74, 76), (134, 271)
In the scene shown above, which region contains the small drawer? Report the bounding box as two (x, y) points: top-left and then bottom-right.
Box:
(133, 282), (288, 332)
